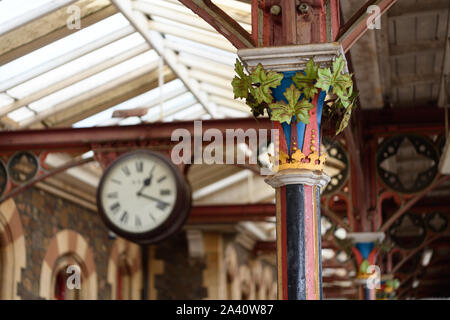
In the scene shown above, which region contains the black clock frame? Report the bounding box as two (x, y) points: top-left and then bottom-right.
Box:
(96, 150), (192, 245)
(0, 159), (8, 199)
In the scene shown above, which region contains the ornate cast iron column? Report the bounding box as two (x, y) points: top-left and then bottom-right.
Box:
(348, 232), (385, 300)
(238, 43), (348, 299)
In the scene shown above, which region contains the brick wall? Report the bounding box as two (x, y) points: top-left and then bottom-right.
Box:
(13, 187), (114, 299)
(153, 231), (208, 299)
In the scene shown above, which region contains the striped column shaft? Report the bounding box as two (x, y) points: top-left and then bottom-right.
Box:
(276, 183), (322, 300)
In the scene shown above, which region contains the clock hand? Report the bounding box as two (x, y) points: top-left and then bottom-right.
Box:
(144, 165), (156, 186)
(137, 165), (156, 195)
(137, 192), (170, 206)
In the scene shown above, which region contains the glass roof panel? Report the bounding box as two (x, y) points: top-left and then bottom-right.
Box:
(8, 106), (35, 122)
(0, 93), (13, 109)
(0, 13), (129, 86)
(165, 34), (236, 66)
(27, 50), (158, 114)
(72, 79), (185, 128)
(0, 0), (54, 25)
(7, 33), (146, 99)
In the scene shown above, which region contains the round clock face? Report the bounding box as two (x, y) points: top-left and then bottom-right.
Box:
(97, 150), (191, 243)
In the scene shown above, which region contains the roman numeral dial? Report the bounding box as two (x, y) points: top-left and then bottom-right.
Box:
(98, 150), (183, 239)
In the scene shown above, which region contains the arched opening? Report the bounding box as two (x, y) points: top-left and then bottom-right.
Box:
(0, 199), (26, 300)
(52, 254), (85, 300)
(41, 230), (97, 300)
(107, 238), (143, 300)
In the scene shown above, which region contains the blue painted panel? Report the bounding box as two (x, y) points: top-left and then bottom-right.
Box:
(356, 242), (375, 260)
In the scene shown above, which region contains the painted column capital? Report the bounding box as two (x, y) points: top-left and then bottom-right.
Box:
(265, 169), (330, 189)
(347, 232), (386, 244)
(237, 42), (344, 72)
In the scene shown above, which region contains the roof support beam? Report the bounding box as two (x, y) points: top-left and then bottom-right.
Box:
(338, 0), (398, 53)
(0, 118), (272, 153)
(187, 204), (275, 224)
(0, 4), (118, 66)
(178, 0), (255, 49)
(147, 19), (235, 52)
(18, 60), (160, 128)
(112, 0), (217, 117)
(0, 25), (135, 93)
(53, 68), (176, 127)
(0, 0), (78, 37)
(379, 175), (450, 232)
(390, 40), (446, 58)
(0, 43), (150, 119)
(388, 1), (450, 19)
(392, 73), (441, 88)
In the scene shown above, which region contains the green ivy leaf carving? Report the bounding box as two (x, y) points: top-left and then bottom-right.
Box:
(250, 64), (283, 104)
(315, 56), (353, 99)
(246, 94), (267, 118)
(292, 59), (319, 100)
(336, 100), (356, 135)
(231, 59), (252, 99)
(359, 259), (370, 274)
(269, 84), (313, 125)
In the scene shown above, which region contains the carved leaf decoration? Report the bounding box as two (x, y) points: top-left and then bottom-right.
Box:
(246, 94), (267, 118)
(231, 59), (252, 99)
(336, 99), (357, 135)
(359, 259), (370, 274)
(250, 64), (283, 104)
(269, 84), (314, 125)
(316, 55), (353, 98)
(292, 59), (319, 100)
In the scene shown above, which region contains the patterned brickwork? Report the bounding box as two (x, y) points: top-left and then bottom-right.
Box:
(13, 187), (113, 299)
(154, 231), (208, 299)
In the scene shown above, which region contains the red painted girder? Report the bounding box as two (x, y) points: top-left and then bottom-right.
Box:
(178, 0), (255, 49)
(0, 118), (272, 153)
(380, 175), (450, 232)
(338, 0), (398, 53)
(363, 106), (450, 136)
(187, 203), (275, 224)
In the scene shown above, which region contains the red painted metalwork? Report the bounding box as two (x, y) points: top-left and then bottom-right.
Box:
(0, 118), (272, 153)
(179, 0), (255, 49)
(375, 191), (402, 231)
(351, 247), (363, 266)
(0, 156), (94, 202)
(337, 0), (398, 53)
(363, 106), (450, 136)
(0, 110), (445, 154)
(187, 203), (275, 224)
(379, 175), (450, 232)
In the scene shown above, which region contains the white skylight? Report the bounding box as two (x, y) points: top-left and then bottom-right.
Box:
(0, 13), (130, 88)
(7, 33), (147, 99)
(0, 0), (55, 26)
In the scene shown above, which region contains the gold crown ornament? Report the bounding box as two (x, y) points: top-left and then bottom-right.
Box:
(269, 130), (326, 172)
(275, 148), (327, 171)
